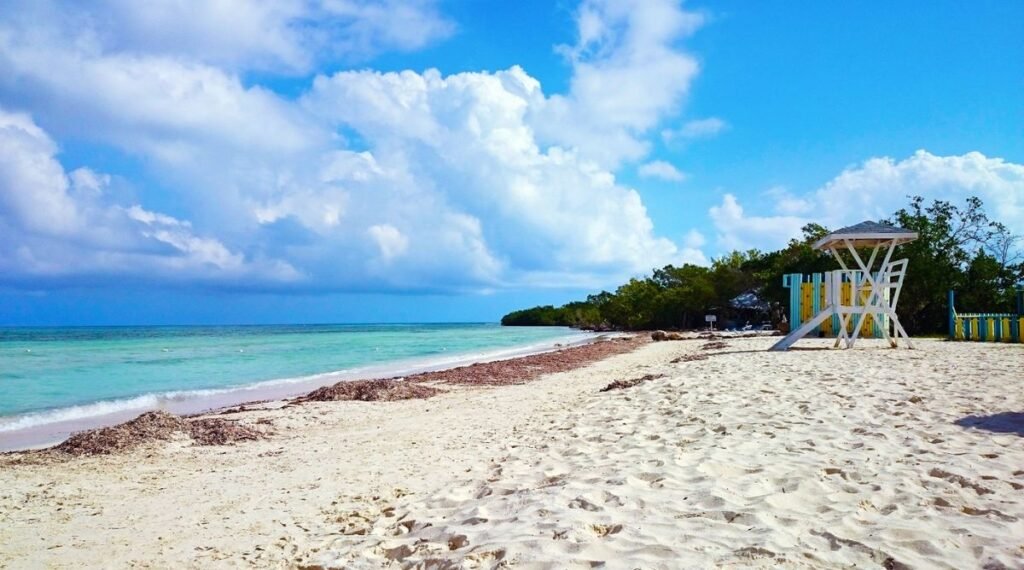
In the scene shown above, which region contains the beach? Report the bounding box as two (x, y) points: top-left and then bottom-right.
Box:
(1, 336), (1022, 568)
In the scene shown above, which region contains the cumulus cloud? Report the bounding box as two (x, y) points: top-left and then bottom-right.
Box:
(709, 150), (1024, 252)
(0, 109), (299, 285)
(638, 160), (687, 181)
(676, 229), (709, 266)
(682, 228), (706, 249)
(532, 0), (705, 167)
(763, 186), (813, 216)
(0, 1), (704, 293)
(0, 35), (324, 159)
(301, 66), (681, 286)
(0, 111), (81, 235)
(0, 0), (453, 74)
(367, 224), (410, 262)
(709, 194), (806, 252)
(662, 116), (727, 142)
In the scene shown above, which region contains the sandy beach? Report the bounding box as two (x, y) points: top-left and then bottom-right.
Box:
(1, 337), (1022, 569)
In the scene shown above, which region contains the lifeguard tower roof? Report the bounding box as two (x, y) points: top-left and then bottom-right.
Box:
(812, 221), (918, 251)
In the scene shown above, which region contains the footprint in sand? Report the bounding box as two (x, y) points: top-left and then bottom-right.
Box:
(382, 544), (415, 561)
(933, 497), (954, 508)
(602, 491), (625, 506)
(447, 534), (470, 550)
(463, 548), (506, 564)
(633, 472), (666, 488)
(960, 506), (1018, 522)
(733, 546), (777, 560)
(568, 496), (602, 511)
(927, 468), (993, 496)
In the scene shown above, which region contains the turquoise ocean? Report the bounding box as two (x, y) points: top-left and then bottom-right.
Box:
(0, 324), (591, 448)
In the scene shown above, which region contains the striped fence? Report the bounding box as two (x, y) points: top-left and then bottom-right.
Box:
(948, 289), (1024, 343)
(783, 272), (885, 339)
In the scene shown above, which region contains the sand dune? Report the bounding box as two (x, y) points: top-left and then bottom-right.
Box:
(2, 338), (1022, 569)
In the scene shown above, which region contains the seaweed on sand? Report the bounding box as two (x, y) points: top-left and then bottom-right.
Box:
(54, 411), (189, 455)
(403, 336), (646, 387)
(188, 417), (264, 446)
(297, 379), (442, 403)
(671, 354), (708, 364)
(600, 373), (666, 392)
(51, 410), (266, 456)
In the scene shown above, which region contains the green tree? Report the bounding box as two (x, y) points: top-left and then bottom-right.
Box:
(502, 195), (1022, 335)
(606, 278), (662, 329)
(649, 264), (715, 329)
(892, 196), (992, 332)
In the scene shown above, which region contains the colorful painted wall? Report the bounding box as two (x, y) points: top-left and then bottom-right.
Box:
(948, 289), (1024, 343)
(783, 273), (885, 339)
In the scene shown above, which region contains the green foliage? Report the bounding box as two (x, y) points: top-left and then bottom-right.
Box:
(502, 196), (1022, 334)
(891, 196), (1022, 330)
(500, 305), (562, 326)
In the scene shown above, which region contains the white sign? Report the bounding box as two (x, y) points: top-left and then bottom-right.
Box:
(705, 315), (717, 322)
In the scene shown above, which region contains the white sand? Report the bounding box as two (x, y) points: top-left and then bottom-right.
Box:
(1, 338), (1022, 569)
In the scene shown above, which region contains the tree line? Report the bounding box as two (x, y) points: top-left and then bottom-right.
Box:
(501, 196), (1023, 334)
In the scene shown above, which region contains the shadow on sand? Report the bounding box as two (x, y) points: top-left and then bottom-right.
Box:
(698, 347), (832, 357)
(955, 412), (1024, 437)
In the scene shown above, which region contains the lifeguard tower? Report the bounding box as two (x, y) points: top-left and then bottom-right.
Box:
(770, 221), (918, 351)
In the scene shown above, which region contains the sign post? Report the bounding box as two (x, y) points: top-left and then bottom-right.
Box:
(705, 314), (717, 331)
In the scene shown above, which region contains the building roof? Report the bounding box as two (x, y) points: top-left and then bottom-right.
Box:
(812, 220), (918, 250)
(729, 290), (769, 311)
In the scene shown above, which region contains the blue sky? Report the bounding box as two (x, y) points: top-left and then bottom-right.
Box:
(1, 0), (1022, 325)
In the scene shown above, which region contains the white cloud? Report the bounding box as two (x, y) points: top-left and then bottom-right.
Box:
(532, 0), (704, 167)
(0, 1), (705, 293)
(313, 0), (456, 60)
(0, 110), (81, 235)
(302, 66), (682, 285)
(0, 0), (453, 74)
(0, 37), (323, 159)
(677, 229), (709, 266)
(638, 160), (687, 181)
(709, 150), (1024, 252)
(367, 224), (409, 261)
(662, 116), (727, 142)
(709, 193), (806, 251)
(764, 185), (812, 216)
(682, 228), (705, 249)
(0, 108), (299, 285)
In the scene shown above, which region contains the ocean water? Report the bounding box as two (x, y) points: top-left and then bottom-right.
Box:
(0, 324), (590, 444)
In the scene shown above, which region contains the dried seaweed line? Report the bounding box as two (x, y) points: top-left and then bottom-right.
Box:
(600, 374), (666, 392)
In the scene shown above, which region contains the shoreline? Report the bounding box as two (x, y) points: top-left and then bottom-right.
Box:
(0, 331), (628, 452)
